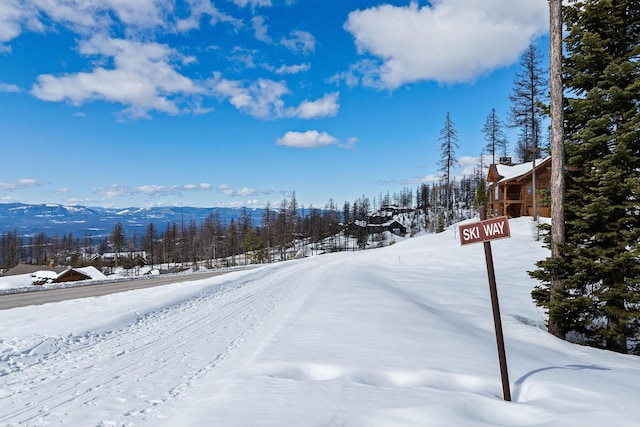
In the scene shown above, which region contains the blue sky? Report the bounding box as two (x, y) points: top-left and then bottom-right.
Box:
(0, 0), (549, 209)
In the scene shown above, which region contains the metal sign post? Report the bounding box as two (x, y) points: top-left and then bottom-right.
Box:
(459, 207), (512, 402)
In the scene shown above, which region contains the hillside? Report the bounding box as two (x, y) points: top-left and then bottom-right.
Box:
(0, 217), (638, 426)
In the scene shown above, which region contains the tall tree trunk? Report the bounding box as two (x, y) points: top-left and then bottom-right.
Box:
(548, 0), (566, 339)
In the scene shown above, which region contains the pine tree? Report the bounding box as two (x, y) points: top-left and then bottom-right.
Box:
(473, 177), (489, 213)
(531, 0), (640, 353)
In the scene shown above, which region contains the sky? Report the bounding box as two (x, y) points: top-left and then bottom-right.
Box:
(0, 0), (550, 209)
(2, 217), (639, 426)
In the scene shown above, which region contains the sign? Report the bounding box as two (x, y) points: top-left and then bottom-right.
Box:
(459, 216), (511, 246)
(460, 209), (512, 401)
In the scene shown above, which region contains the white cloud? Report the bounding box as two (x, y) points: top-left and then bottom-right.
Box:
(285, 92), (339, 119)
(1, 0), (234, 45)
(0, 82), (20, 92)
(31, 36), (201, 119)
(252, 16), (271, 42)
(209, 72), (288, 119)
(102, 0), (172, 29)
(175, 0), (239, 32)
(0, 1), (27, 43)
(275, 63), (310, 75)
(3, 1), (324, 120)
(344, 0), (548, 88)
(93, 182), (212, 199)
(281, 30), (315, 54)
(14, 0), (170, 36)
(217, 184), (272, 198)
(0, 178), (41, 191)
(276, 130), (338, 149)
(228, 47), (259, 70)
(232, 0), (272, 9)
(209, 73), (338, 120)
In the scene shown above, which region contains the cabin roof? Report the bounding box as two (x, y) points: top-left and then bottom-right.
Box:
(490, 157), (551, 184)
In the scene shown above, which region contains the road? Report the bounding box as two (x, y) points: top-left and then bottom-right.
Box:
(0, 269), (248, 310)
(0, 258), (328, 426)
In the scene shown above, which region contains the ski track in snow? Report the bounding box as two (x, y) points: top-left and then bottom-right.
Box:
(0, 260), (325, 426)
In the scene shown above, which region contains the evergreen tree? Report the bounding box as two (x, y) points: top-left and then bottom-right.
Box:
(473, 177), (489, 213)
(531, 0), (640, 353)
(438, 112), (459, 226)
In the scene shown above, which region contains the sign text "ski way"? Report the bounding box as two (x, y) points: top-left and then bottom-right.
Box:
(459, 216), (511, 246)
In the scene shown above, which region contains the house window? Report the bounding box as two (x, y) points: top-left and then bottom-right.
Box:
(495, 186), (499, 200)
(527, 185), (532, 195)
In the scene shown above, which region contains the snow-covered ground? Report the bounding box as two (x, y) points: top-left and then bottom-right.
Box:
(1, 218), (638, 426)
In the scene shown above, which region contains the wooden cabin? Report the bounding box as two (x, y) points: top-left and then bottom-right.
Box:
(487, 156), (552, 218)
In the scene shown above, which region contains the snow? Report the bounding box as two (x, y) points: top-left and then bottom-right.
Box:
(0, 217), (638, 426)
(72, 266), (108, 280)
(0, 274), (36, 290)
(0, 266), (108, 289)
(496, 157), (551, 183)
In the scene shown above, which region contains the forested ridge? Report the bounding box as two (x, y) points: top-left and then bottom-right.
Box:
(0, 181), (484, 272)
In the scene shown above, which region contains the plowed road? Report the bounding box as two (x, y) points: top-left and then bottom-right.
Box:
(0, 270), (246, 310)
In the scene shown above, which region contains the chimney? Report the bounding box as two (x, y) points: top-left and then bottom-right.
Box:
(499, 156), (512, 165)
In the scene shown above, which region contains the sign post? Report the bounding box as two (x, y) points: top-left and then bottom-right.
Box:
(459, 207), (512, 402)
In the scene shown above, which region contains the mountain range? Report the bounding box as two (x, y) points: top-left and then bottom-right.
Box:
(0, 203), (264, 239)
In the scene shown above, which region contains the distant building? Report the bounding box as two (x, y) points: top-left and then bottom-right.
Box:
(345, 219), (408, 236)
(54, 266), (107, 283)
(487, 156), (552, 218)
(91, 251), (147, 267)
(2, 263), (64, 277)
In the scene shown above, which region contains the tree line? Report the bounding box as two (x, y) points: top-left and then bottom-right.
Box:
(1, 176), (492, 273)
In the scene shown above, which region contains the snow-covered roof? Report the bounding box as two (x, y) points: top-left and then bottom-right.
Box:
(33, 270), (58, 280)
(495, 157), (551, 183)
(67, 266), (107, 281)
(56, 266), (107, 281)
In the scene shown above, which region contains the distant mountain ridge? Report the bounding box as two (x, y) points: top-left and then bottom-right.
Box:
(0, 203), (264, 238)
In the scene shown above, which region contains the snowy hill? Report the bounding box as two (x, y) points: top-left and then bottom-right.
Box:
(0, 217), (638, 426)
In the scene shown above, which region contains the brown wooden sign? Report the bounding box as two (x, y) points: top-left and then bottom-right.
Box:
(459, 216), (511, 246)
(460, 208), (512, 401)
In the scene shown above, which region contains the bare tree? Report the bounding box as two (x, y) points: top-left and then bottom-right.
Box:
(438, 112), (459, 226)
(110, 222), (126, 269)
(510, 44), (548, 220)
(482, 108), (508, 164)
